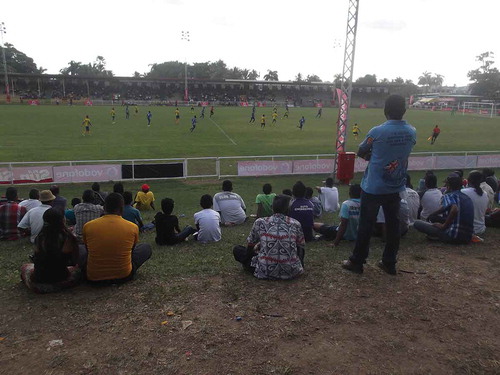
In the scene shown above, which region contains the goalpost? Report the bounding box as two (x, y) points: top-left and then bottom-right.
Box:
(462, 102), (496, 118)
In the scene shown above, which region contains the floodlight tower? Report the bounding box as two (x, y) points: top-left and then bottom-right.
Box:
(0, 22), (10, 103)
(181, 30), (190, 102)
(333, 0), (360, 180)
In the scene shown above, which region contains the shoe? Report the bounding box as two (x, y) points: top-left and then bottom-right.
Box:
(377, 260), (397, 275)
(471, 235), (484, 243)
(341, 260), (363, 274)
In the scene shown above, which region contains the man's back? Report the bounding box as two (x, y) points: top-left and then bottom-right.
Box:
(359, 120), (416, 194)
(319, 186), (339, 213)
(84, 214), (138, 281)
(442, 191), (474, 242)
(339, 198), (361, 241)
(74, 203), (104, 236)
(213, 192), (246, 225)
(0, 202), (26, 240)
(17, 204), (51, 243)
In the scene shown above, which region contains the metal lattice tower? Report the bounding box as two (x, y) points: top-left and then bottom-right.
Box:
(333, 0), (360, 178)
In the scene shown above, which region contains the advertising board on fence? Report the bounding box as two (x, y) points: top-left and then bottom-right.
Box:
(53, 165), (121, 183)
(238, 161), (292, 176)
(293, 159), (334, 174)
(477, 154), (500, 168)
(0, 166), (54, 184)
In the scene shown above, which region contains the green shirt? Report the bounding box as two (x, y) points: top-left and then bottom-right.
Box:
(255, 193), (276, 217)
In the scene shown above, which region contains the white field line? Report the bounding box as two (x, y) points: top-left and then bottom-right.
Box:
(209, 118), (237, 145)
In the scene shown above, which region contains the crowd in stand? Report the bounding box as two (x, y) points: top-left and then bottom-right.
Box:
(1, 168), (498, 292)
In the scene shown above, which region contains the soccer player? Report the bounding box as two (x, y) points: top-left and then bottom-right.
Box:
(285, 103), (289, 112)
(190, 105), (195, 114)
(249, 109), (256, 123)
(260, 114), (266, 129)
(200, 106), (205, 119)
(429, 125), (441, 144)
(298, 116), (305, 130)
(210, 106), (214, 117)
(352, 123), (361, 140)
(81, 115), (92, 136)
(175, 108), (180, 124)
(110, 107), (116, 124)
(272, 112), (278, 125)
(147, 111), (152, 126)
(282, 110), (289, 119)
(134, 105), (139, 116)
(272, 104), (277, 113)
(315, 107), (322, 118)
(190, 115), (197, 132)
(125, 105), (130, 120)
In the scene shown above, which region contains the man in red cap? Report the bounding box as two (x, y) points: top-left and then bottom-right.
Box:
(134, 184), (155, 211)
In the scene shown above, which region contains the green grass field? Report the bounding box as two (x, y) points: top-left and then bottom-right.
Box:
(1, 104), (499, 163)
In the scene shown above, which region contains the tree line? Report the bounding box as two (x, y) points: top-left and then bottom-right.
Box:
(1, 43), (499, 100)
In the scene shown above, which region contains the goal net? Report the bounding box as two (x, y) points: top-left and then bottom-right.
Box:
(462, 102), (496, 118)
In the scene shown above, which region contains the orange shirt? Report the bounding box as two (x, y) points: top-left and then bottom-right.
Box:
(83, 214), (138, 281)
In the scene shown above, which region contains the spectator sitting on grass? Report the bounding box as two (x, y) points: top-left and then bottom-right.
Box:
(50, 185), (67, 214)
(113, 182), (124, 196)
(155, 198), (196, 245)
(213, 180), (246, 226)
(92, 182), (107, 206)
(194, 194), (221, 243)
(19, 189), (42, 212)
(315, 177), (339, 213)
(414, 173), (474, 244)
(18, 190), (55, 243)
(305, 187), (322, 218)
(64, 198), (81, 226)
(461, 170), (488, 235)
(419, 174), (443, 221)
(20, 208), (81, 294)
(314, 184), (361, 246)
(80, 193), (152, 284)
(255, 183), (276, 218)
(233, 194), (305, 280)
(289, 181), (314, 242)
(122, 191), (144, 230)
(134, 184), (155, 211)
(0, 187), (27, 241)
(74, 190), (104, 241)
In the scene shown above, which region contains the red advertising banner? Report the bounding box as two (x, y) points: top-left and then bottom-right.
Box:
(28, 100), (40, 105)
(85, 100), (93, 106)
(240, 102), (249, 107)
(0, 166), (53, 184)
(237, 161), (292, 176)
(53, 164), (122, 183)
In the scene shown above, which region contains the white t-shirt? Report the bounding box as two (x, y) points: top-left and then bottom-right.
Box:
(480, 182), (495, 210)
(376, 200), (409, 233)
(461, 187), (488, 235)
(19, 199), (42, 212)
(405, 188), (420, 224)
(17, 204), (51, 243)
(420, 188), (443, 220)
(319, 186), (339, 213)
(213, 191), (246, 225)
(194, 209), (221, 243)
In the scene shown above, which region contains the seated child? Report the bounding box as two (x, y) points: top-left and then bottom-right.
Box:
(255, 183), (276, 218)
(155, 198), (195, 245)
(64, 197), (81, 226)
(134, 184), (155, 211)
(194, 194), (221, 243)
(122, 191), (144, 230)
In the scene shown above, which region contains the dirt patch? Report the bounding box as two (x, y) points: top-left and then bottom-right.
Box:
(1, 239), (500, 374)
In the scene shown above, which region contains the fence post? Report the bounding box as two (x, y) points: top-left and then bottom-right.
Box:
(132, 160), (135, 181)
(183, 159), (188, 179)
(216, 157), (221, 179)
(9, 163), (13, 185)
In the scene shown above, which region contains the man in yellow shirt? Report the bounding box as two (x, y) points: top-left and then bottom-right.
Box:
(81, 115), (92, 136)
(134, 184), (155, 210)
(81, 193), (152, 283)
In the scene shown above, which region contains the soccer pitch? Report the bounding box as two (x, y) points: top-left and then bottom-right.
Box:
(0, 105), (499, 163)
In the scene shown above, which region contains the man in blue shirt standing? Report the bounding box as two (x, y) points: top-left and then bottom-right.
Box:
(342, 95), (416, 275)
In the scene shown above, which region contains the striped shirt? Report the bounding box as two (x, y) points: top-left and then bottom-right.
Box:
(441, 191), (474, 242)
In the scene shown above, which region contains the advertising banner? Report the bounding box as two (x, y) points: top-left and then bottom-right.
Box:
(293, 159), (334, 174)
(238, 161), (292, 176)
(0, 168), (13, 184)
(53, 164), (121, 183)
(477, 154), (500, 168)
(435, 155), (477, 170)
(408, 156), (435, 171)
(13, 166), (53, 184)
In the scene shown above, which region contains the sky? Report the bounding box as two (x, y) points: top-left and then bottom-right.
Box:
(2, 0), (499, 87)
